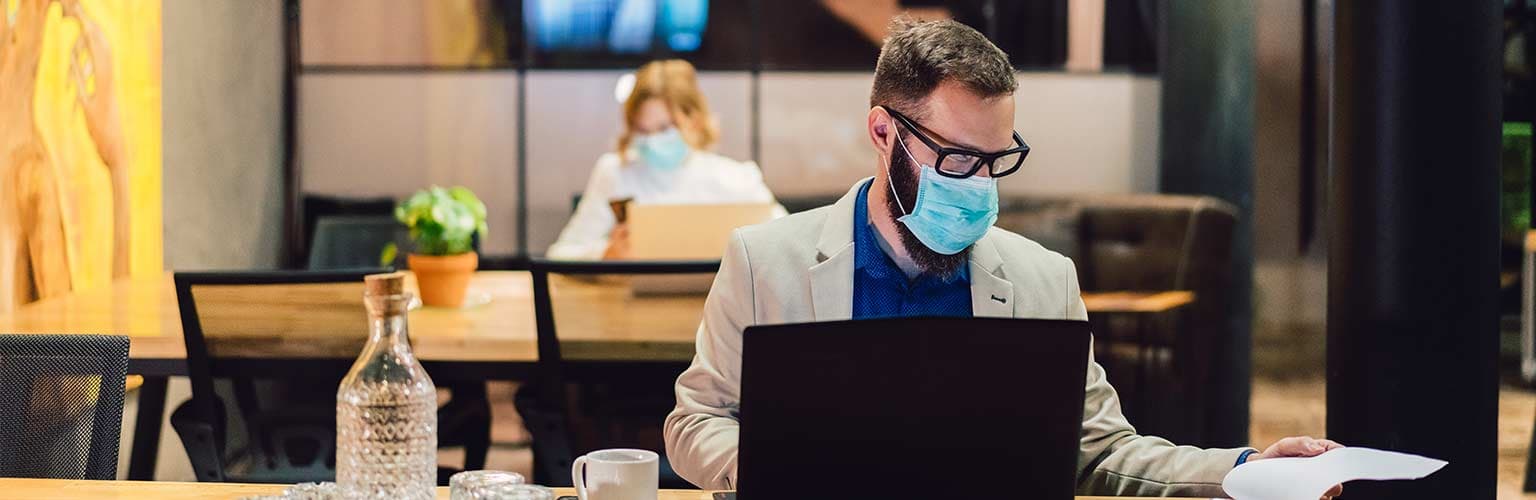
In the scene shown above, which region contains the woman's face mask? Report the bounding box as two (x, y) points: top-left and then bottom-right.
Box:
(634, 127), (690, 171)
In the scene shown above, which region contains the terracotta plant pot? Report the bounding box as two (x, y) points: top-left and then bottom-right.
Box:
(407, 251), (478, 307)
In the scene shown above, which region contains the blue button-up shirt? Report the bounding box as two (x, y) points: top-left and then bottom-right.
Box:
(851, 180), (974, 319)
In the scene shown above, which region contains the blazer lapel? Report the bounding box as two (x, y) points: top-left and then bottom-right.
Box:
(808, 179), (868, 322)
(969, 233), (1015, 318)
(810, 248), (855, 321)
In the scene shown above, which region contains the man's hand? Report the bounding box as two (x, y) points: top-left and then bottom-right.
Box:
(1250, 436), (1345, 499)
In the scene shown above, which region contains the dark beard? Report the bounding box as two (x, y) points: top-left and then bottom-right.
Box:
(885, 144), (970, 280)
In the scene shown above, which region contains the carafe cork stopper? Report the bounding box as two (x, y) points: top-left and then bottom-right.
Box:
(365, 272), (407, 296)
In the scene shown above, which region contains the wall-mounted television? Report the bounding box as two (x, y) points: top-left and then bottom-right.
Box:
(525, 0), (708, 53)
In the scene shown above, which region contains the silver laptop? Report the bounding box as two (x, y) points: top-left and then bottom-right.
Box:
(625, 202), (778, 294)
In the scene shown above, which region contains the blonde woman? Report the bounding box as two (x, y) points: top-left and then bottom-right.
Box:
(547, 59), (783, 260)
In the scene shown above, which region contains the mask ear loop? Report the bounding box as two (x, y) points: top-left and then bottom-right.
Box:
(884, 134), (925, 217)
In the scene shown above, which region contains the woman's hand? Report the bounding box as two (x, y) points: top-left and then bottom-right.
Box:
(603, 223), (631, 260)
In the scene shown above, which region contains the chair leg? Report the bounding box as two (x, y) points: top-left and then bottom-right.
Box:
(170, 399), (226, 482)
(515, 386), (576, 487)
(463, 385), (491, 471)
(127, 376), (168, 480)
(439, 382), (491, 471)
(230, 380), (278, 463)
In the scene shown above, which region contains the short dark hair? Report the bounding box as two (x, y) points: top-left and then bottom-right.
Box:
(869, 18), (1017, 118)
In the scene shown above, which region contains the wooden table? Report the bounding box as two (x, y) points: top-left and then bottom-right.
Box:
(0, 271), (1191, 481)
(0, 271), (705, 369)
(1082, 290), (1195, 314)
(0, 272), (1193, 369)
(0, 271), (706, 480)
(0, 478), (1191, 499)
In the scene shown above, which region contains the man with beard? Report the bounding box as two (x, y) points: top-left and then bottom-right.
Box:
(664, 18), (1343, 499)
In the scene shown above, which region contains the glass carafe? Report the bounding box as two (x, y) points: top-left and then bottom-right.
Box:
(336, 272), (437, 499)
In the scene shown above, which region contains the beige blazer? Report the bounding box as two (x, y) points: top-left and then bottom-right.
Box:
(664, 179), (1249, 497)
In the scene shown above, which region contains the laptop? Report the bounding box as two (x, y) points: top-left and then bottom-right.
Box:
(624, 202), (778, 294)
(627, 202), (779, 259)
(735, 317), (1091, 500)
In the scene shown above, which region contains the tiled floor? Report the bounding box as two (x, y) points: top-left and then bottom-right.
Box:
(481, 382), (534, 475)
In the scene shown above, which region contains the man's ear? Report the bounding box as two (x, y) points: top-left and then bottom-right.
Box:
(867, 106), (896, 155)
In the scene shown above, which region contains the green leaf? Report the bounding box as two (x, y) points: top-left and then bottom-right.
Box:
(449, 187), (487, 218)
(379, 242), (398, 267)
(393, 185), (489, 256)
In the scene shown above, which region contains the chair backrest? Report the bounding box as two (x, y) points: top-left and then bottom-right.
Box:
(524, 259), (720, 393)
(994, 198), (1087, 261)
(300, 195), (397, 266)
(307, 215), (409, 270)
(0, 334), (128, 480)
(173, 270), (386, 451)
(992, 194), (1239, 340)
(1074, 195), (1237, 293)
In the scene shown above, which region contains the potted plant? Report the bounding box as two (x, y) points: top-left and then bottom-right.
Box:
(394, 186), (487, 307)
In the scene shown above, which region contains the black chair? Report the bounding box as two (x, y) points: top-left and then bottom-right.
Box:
(170, 269), (490, 484)
(0, 334), (128, 480)
(517, 259), (720, 489)
(306, 215), (410, 270)
(300, 195), (481, 266)
(298, 195), (397, 267)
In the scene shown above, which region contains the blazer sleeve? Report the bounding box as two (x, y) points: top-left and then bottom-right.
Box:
(546, 156), (620, 260)
(664, 229), (754, 489)
(1065, 256), (1252, 497)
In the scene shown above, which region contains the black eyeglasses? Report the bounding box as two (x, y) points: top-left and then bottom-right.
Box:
(885, 108), (1030, 179)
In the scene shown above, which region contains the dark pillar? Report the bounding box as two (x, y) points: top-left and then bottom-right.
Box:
(1327, 2), (1502, 499)
(1160, 0), (1254, 448)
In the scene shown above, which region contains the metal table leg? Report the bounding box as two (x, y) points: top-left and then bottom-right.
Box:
(127, 376), (168, 480)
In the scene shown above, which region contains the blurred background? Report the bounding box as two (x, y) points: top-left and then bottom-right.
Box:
(285, 0), (1163, 260)
(4, 0), (1533, 497)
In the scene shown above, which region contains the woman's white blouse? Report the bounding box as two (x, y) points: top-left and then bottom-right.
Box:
(546, 151), (786, 260)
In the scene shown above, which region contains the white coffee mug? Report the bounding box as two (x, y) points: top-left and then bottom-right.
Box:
(571, 448), (659, 500)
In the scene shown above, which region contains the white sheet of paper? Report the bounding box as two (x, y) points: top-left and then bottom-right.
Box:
(1221, 447), (1447, 500)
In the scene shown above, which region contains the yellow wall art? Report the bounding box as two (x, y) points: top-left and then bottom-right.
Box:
(0, 0), (161, 313)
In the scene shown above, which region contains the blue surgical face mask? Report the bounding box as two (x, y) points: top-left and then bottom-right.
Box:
(635, 127), (690, 171)
(886, 137), (999, 255)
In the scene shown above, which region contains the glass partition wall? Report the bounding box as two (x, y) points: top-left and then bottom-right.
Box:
(292, 0), (1155, 259)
